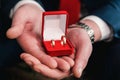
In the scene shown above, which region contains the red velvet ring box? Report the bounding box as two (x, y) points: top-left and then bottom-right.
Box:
(42, 11), (74, 57)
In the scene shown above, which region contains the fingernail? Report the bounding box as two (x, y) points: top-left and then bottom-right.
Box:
(77, 68), (83, 78)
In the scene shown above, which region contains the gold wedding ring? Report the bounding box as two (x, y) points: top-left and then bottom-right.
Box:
(51, 39), (55, 47)
(61, 35), (66, 46)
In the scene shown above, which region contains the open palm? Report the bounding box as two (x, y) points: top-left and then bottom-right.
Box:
(7, 4), (74, 79)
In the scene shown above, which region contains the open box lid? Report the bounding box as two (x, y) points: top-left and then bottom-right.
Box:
(42, 11), (68, 41)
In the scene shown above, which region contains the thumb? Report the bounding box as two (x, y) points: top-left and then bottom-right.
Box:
(6, 7), (28, 39)
(6, 24), (25, 39)
(72, 43), (92, 78)
(6, 15), (26, 39)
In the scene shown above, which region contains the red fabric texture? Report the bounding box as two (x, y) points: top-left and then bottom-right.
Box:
(59, 0), (81, 25)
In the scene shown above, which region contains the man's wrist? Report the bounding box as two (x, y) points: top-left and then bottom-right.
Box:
(82, 15), (113, 41)
(69, 22), (95, 44)
(80, 19), (101, 42)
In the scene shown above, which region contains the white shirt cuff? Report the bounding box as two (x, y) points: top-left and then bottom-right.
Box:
(10, 0), (45, 18)
(82, 15), (112, 41)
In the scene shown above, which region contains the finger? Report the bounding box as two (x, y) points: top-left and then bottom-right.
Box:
(72, 43), (92, 78)
(62, 56), (74, 67)
(69, 52), (75, 59)
(33, 63), (70, 79)
(37, 52), (57, 69)
(20, 53), (41, 66)
(20, 53), (70, 79)
(54, 57), (70, 72)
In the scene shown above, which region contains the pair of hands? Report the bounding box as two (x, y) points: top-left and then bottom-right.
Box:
(7, 4), (93, 79)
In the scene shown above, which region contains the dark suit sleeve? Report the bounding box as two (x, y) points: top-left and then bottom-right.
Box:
(0, 0), (21, 67)
(92, 0), (120, 38)
(1, 0), (19, 16)
(36, 0), (59, 11)
(1, 0), (19, 28)
(1, 0), (20, 40)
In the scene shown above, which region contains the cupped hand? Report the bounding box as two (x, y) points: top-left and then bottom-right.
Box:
(6, 4), (74, 79)
(20, 53), (72, 80)
(7, 4), (57, 68)
(18, 23), (74, 79)
(67, 27), (93, 78)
